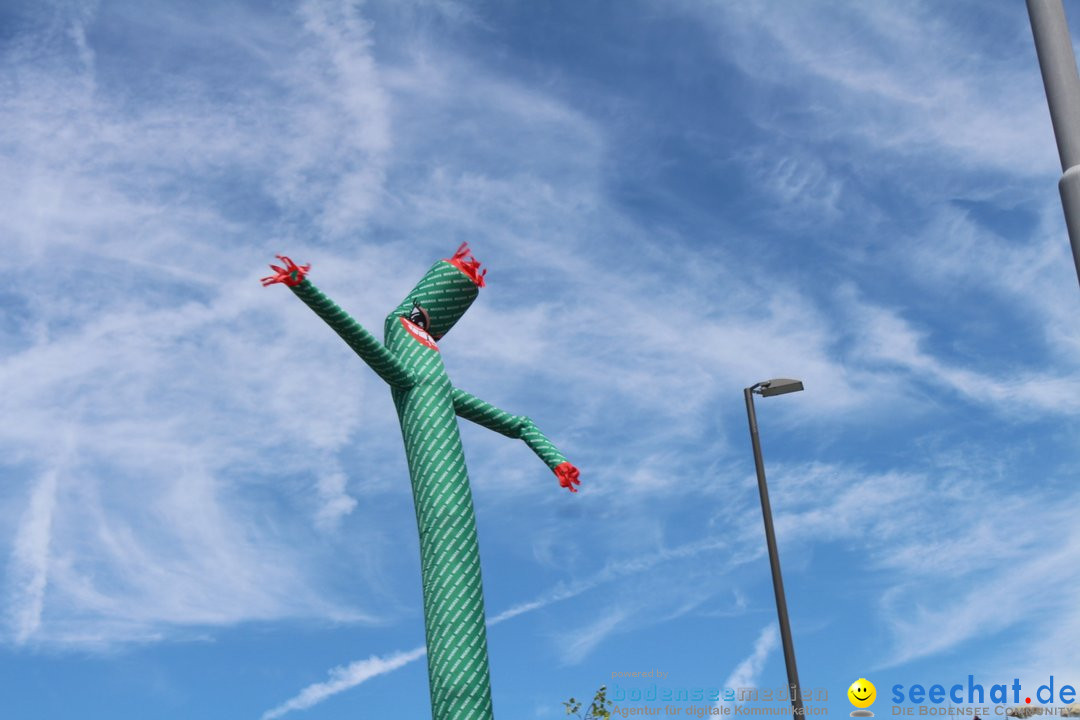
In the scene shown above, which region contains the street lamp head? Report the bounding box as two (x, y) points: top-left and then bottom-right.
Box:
(757, 378), (804, 397)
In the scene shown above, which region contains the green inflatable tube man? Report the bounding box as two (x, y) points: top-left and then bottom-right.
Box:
(262, 244), (581, 719)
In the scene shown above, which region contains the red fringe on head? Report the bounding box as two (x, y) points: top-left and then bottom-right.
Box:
(446, 242), (487, 287)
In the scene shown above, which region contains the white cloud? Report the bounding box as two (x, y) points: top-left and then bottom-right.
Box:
(898, 203), (1080, 359)
(7, 467), (61, 643)
(274, 0), (392, 236)
(558, 609), (630, 666)
(0, 0), (404, 647)
(848, 292), (1080, 415)
(720, 624), (779, 702)
(678, 1), (1058, 178)
(877, 500), (1080, 669)
(261, 646), (428, 720)
(315, 471), (358, 531)
(259, 449), (1079, 716)
(757, 459), (1080, 670)
(262, 534), (746, 717)
(4, 9), (1079, 720)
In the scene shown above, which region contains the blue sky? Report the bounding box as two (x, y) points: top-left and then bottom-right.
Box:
(3, 0), (1080, 718)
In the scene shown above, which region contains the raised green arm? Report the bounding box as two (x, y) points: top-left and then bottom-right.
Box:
(263, 256), (416, 389)
(452, 387), (581, 491)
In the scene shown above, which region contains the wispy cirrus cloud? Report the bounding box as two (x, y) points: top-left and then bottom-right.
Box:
(675, 1), (1056, 177)
(847, 290), (1080, 415)
(261, 533), (753, 717)
(719, 624), (779, 703)
(261, 646), (428, 720)
(5, 6), (1080, 720)
(7, 467), (61, 644)
(0, 0), (405, 646)
(557, 608), (631, 667)
(758, 459), (1080, 670)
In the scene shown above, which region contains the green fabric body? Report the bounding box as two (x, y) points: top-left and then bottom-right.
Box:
(287, 260), (567, 720)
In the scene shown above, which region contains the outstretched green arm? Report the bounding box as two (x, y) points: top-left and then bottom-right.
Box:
(263, 256), (415, 389)
(452, 387), (581, 492)
(291, 279), (417, 388)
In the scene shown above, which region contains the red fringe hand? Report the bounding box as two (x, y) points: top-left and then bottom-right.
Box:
(554, 461), (581, 493)
(261, 255), (311, 287)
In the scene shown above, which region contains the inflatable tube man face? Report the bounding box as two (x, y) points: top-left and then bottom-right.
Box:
(384, 244), (486, 353)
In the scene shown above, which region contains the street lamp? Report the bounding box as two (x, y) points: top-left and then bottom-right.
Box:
(744, 378), (805, 720)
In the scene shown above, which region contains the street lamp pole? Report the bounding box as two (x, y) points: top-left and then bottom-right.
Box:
(744, 379), (805, 720)
(1027, 0), (1080, 289)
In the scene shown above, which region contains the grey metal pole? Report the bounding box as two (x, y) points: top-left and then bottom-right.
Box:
(744, 386), (804, 720)
(1028, 0), (1080, 288)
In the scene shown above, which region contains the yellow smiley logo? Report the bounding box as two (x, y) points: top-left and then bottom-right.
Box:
(848, 678), (876, 711)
